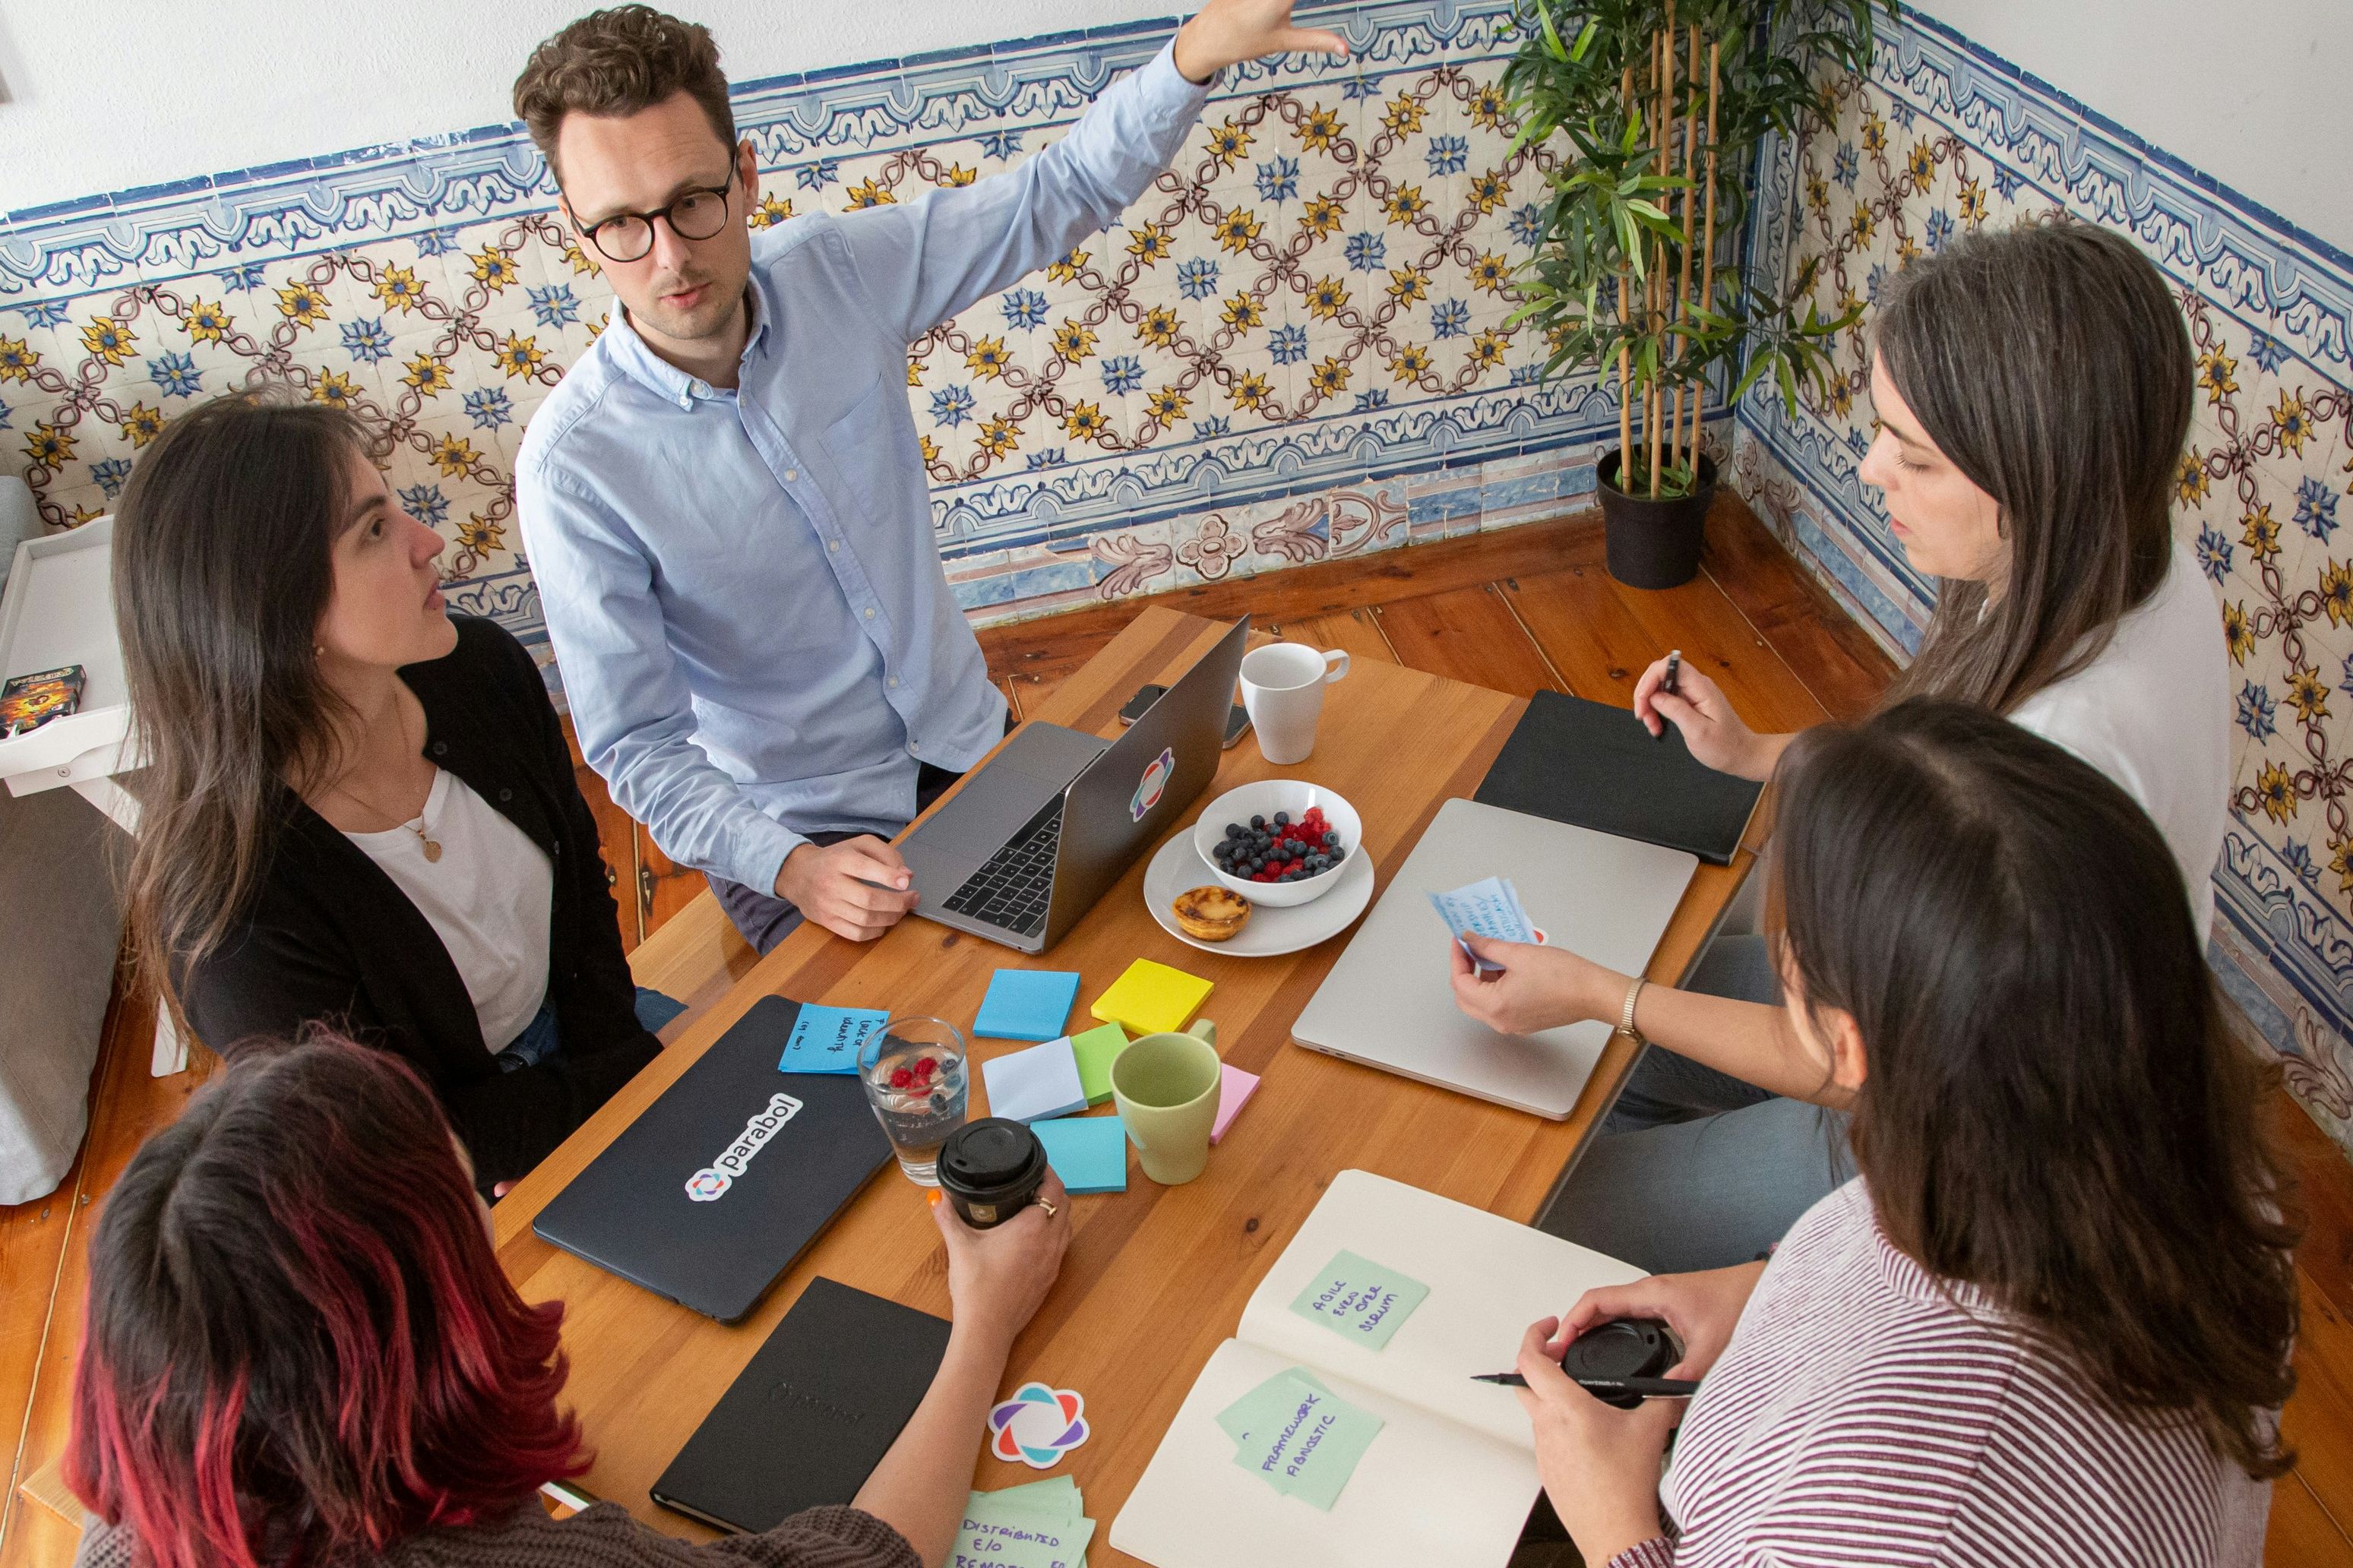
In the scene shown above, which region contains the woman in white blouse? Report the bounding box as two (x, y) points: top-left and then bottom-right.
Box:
(1466, 218), (2231, 1272)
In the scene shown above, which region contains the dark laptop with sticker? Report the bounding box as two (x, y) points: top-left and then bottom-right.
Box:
(902, 615), (1250, 953)
(531, 995), (891, 1323)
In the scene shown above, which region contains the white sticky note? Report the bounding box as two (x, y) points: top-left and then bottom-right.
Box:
(981, 1036), (1088, 1124)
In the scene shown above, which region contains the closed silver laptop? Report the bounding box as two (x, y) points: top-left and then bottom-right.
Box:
(1292, 798), (1699, 1119)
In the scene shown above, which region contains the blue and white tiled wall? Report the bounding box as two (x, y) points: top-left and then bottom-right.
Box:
(1734, 7), (2353, 1155)
(0, 1), (1676, 652)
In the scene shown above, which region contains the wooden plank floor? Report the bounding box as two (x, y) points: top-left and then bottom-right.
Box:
(3, 497), (2348, 1563)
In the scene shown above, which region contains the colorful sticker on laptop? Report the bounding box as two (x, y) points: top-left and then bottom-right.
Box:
(1131, 746), (1174, 822)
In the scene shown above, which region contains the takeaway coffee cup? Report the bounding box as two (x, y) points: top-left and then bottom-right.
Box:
(1109, 1020), (1221, 1185)
(1240, 643), (1349, 764)
(935, 1118), (1048, 1229)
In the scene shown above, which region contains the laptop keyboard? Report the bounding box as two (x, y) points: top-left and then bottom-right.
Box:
(941, 798), (1064, 939)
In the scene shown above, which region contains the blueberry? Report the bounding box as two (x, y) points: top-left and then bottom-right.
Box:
(1226, 822), (1245, 838)
(1250, 814), (1267, 830)
(1323, 831), (1341, 848)
(1274, 811), (1291, 827)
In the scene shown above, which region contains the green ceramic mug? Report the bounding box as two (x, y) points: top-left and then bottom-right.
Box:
(1109, 1019), (1220, 1185)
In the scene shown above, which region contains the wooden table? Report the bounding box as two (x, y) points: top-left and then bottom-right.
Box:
(494, 606), (1759, 1560)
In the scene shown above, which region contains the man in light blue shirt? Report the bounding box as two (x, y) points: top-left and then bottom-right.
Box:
(514, 4), (1343, 951)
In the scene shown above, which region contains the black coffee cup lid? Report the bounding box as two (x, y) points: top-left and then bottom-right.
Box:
(939, 1118), (1046, 1198)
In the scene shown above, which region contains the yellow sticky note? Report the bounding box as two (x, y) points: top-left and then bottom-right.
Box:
(1090, 959), (1213, 1037)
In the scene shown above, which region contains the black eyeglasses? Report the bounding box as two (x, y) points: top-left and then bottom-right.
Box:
(576, 182), (735, 264)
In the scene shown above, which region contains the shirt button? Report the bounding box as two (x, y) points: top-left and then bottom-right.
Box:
(783, 468), (799, 482)
(498, 787), (513, 802)
(887, 676), (900, 690)
(431, 741), (447, 757)
(908, 741), (921, 755)
(827, 539), (840, 552)
(863, 607), (876, 619)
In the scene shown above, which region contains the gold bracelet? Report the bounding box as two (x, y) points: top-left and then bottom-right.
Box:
(1618, 976), (1646, 1044)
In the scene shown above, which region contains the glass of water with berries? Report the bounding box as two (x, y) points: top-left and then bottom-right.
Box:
(857, 1016), (969, 1186)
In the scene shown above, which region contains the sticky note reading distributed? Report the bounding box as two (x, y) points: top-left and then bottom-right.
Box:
(1031, 1115), (1127, 1193)
(974, 969), (1082, 1042)
(776, 1005), (887, 1073)
(1068, 1022), (1130, 1105)
(980, 1036), (1088, 1123)
(955, 1478), (1095, 1568)
(1287, 1250), (1430, 1350)
(1088, 959), (1213, 1036)
(1216, 1368), (1384, 1512)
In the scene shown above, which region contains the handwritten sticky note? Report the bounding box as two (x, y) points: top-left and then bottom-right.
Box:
(1210, 1062), (1258, 1145)
(1217, 1368), (1384, 1512)
(1031, 1115), (1127, 1194)
(777, 1005), (887, 1073)
(1068, 1022), (1130, 1105)
(1287, 1250), (1430, 1350)
(975, 969), (1082, 1042)
(954, 1483), (1094, 1568)
(981, 1036), (1088, 1123)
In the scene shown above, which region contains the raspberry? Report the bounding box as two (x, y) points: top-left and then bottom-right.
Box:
(889, 1067), (914, 1089)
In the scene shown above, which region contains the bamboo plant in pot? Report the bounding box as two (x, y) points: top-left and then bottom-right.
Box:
(1505, 0), (1893, 588)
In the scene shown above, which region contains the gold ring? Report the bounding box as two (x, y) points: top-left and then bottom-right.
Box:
(1035, 1197), (1058, 1218)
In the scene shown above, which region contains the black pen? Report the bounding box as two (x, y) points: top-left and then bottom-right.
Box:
(1653, 650), (1681, 744)
(1469, 1372), (1700, 1398)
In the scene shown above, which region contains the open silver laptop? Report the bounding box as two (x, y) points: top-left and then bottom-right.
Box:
(901, 617), (1250, 953)
(1291, 798), (1699, 1118)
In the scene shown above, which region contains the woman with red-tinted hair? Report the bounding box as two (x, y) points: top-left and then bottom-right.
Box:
(64, 1035), (1067, 1568)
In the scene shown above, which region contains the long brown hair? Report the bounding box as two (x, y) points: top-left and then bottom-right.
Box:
(1772, 699), (2298, 1477)
(1877, 219), (2190, 715)
(114, 391), (377, 1027)
(66, 1034), (586, 1568)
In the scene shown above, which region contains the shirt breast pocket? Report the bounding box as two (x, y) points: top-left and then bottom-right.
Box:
(815, 374), (908, 535)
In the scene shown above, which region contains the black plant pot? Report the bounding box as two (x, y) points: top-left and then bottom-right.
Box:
(1598, 447), (1716, 590)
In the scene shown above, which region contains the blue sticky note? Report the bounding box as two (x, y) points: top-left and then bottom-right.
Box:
(1031, 1115), (1127, 1194)
(779, 1005), (887, 1073)
(973, 969), (1081, 1042)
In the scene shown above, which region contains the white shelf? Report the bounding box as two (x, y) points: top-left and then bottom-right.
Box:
(0, 516), (134, 801)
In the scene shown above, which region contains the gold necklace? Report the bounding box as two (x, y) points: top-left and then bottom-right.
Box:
(329, 702), (444, 863)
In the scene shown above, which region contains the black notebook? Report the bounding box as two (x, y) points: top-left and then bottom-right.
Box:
(652, 1277), (952, 1534)
(530, 995), (892, 1323)
(1473, 689), (1763, 865)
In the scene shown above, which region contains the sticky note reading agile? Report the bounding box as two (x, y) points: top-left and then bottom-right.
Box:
(1287, 1250), (1430, 1350)
(777, 1005), (887, 1073)
(1216, 1368), (1384, 1512)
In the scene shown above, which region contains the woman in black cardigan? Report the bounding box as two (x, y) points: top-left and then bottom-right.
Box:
(114, 391), (659, 1193)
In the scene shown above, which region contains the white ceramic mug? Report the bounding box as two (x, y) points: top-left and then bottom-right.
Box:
(1240, 642), (1349, 764)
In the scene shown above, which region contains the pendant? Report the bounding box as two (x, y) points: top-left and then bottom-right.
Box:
(422, 837), (443, 864)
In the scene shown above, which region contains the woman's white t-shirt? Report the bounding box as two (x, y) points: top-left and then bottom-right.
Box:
(2007, 538), (2229, 940)
(343, 768), (556, 1052)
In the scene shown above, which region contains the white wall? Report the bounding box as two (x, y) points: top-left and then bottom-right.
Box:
(0, 0), (1186, 213)
(1914, 0), (2353, 254)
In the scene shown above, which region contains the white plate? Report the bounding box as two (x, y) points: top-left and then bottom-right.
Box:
(1142, 831), (1377, 957)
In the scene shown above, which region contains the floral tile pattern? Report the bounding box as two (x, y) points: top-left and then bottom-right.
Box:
(0, 2), (1703, 666)
(1733, 7), (2353, 1154)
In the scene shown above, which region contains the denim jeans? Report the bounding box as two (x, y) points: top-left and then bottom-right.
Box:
(494, 986), (685, 1072)
(1536, 935), (1854, 1275)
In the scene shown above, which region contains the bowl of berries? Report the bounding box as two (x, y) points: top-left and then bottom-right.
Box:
(1191, 781), (1363, 909)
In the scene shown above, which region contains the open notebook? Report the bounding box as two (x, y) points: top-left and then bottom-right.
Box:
(1110, 1170), (1646, 1568)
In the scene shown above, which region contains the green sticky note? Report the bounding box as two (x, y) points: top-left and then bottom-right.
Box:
(1287, 1250), (1430, 1349)
(1220, 1369), (1383, 1512)
(956, 1485), (1093, 1568)
(1069, 1022), (1130, 1105)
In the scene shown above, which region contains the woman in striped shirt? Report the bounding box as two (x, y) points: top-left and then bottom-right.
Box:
(1507, 700), (2297, 1566)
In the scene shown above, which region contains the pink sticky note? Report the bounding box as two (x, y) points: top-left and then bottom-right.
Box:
(1210, 1063), (1259, 1145)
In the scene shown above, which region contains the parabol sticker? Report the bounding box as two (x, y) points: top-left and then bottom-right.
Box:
(987, 1383), (1090, 1468)
(1130, 746), (1174, 822)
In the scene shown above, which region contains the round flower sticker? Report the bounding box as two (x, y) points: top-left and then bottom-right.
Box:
(986, 1382), (1090, 1468)
(1130, 746), (1175, 823)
